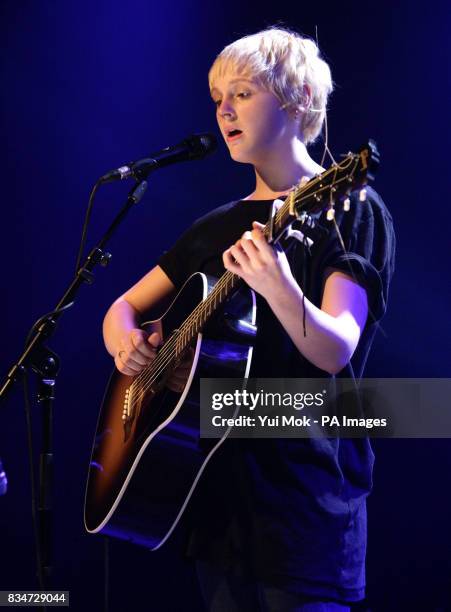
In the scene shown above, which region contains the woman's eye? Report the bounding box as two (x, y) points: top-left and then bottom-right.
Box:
(213, 92), (250, 108)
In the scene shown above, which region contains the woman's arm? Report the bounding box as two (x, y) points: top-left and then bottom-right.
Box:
(264, 269), (368, 375)
(223, 222), (368, 375)
(103, 265), (176, 375)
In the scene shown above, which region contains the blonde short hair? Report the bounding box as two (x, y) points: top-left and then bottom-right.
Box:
(209, 27), (333, 145)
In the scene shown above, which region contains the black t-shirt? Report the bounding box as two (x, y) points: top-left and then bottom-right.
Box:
(157, 187), (395, 602)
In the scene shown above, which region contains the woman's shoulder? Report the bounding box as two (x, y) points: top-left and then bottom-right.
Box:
(357, 185), (393, 222)
(188, 196), (268, 233)
(193, 199), (242, 226)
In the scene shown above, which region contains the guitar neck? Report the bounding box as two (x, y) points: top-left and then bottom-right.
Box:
(175, 269), (241, 356)
(173, 196), (295, 353)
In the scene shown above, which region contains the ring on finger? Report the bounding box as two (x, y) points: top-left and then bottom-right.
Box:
(118, 350), (126, 361)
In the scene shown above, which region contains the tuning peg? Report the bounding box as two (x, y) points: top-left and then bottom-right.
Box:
(343, 197), (351, 211)
(326, 207), (335, 221)
(359, 188), (367, 202)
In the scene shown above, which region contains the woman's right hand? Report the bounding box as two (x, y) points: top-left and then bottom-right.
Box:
(114, 328), (161, 376)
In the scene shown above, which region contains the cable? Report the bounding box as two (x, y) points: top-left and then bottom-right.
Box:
(24, 303), (74, 348)
(23, 373), (47, 610)
(75, 180), (102, 274)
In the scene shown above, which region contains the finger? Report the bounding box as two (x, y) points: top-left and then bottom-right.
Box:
(129, 330), (158, 359)
(129, 349), (151, 367)
(249, 225), (266, 243)
(223, 248), (243, 275)
(147, 331), (161, 350)
(124, 345), (150, 367)
(240, 231), (261, 258)
(127, 355), (150, 370)
(117, 346), (150, 371)
(230, 244), (251, 269)
(229, 245), (253, 276)
(114, 354), (141, 376)
(249, 225), (277, 261)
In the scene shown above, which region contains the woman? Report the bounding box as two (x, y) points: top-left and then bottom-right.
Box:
(103, 27), (395, 611)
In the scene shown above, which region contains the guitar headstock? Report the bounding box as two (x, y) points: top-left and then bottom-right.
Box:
(289, 139), (380, 219)
(260, 140), (380, 246)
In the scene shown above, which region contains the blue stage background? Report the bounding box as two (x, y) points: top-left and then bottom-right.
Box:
(1, 1), (450, 610)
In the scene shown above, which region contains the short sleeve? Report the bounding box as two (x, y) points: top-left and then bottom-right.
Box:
(318, 187), (395, 322)
(157, 220), (202, 289)
(156, 198), (259, 290)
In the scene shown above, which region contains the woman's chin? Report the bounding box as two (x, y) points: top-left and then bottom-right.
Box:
(228, 148), (254, 165)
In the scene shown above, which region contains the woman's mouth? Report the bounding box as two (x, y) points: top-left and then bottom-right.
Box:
(226, 129), (243, 142)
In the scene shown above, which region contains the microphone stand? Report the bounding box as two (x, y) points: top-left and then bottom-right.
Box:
(0, 178), (148, 590)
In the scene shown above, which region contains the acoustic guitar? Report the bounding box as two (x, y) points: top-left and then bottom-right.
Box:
(84, 141), (379, 550)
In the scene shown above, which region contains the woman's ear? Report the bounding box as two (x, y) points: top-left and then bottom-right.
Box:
(301, 84), (312, 111)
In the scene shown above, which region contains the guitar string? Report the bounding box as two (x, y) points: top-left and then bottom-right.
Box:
(129, 159), (361, 406)
(131, 268), (237, 397)
(136, 269), (238, 391)
(126, 154), (362, 414)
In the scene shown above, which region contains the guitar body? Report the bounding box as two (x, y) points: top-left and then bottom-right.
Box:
(84, 272), (256, 550)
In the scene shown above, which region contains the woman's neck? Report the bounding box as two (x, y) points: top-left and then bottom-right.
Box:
(243, 140), (324, 201)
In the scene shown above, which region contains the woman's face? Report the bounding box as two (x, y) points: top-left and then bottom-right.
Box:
(210, 70), (296, 167)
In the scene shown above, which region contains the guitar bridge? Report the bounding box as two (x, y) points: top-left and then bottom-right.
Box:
(121, 383), (157, 443)
(122, 387), (131, 422)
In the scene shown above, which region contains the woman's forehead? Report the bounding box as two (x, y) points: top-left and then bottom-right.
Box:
(211, 76), (254, 92)
(209, 67), (259, 95)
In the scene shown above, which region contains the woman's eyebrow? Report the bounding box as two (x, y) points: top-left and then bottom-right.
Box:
(210, 78), (255, 97)
(228, 78), (255, 85)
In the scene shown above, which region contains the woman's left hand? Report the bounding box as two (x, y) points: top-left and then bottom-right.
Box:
(222, 221), (295, 301)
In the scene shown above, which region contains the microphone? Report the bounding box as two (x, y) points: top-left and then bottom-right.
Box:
(100, 132), (217, 183)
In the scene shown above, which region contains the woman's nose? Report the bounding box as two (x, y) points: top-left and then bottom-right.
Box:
(219, 98), (236, 118)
